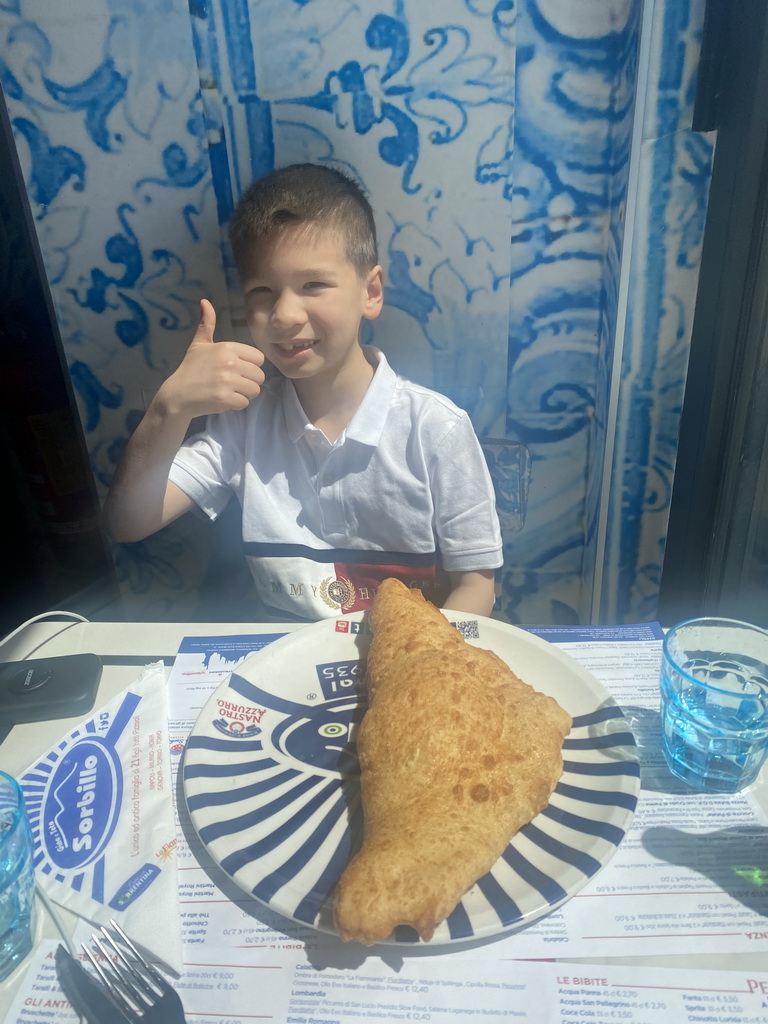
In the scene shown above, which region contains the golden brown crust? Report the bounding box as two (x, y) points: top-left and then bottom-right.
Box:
(333, 579), (572, 945)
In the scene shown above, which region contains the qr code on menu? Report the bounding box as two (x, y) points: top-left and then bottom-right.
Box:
(454, 620), (480, 640)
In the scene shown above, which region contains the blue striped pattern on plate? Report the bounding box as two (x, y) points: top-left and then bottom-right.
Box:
(182, 613), (639, 946)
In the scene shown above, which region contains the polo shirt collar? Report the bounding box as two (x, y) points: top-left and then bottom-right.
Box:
(346, 347), (395, 445)
(282, 378), (313, 445)
(282, 346), (396, 448)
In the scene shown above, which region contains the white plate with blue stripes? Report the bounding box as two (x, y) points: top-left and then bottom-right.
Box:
(182, 611), (639, 946)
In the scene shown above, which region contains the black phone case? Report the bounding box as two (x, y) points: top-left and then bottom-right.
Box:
(0, 653), (103, 723)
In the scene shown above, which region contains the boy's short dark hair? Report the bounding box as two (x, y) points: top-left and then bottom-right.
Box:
(229, 163), (378, 278)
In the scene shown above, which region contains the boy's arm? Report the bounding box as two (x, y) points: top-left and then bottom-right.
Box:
(443, 569), (496, 617)
(102, 402), (197, 542)
(103, 300), (264, 543)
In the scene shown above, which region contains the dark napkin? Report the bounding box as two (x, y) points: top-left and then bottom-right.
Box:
(54, 945), (133, 1024)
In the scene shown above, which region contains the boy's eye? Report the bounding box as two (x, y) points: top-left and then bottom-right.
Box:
(249, 286), (271, 297)
(303, 281), (327, 291)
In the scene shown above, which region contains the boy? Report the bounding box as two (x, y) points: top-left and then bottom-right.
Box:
(104, 164), (502, 620)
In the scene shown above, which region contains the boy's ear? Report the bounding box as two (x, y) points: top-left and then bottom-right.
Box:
(363, 265), (384, 320)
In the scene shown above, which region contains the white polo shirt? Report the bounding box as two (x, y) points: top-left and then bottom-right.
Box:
(169, 348), (502, 619)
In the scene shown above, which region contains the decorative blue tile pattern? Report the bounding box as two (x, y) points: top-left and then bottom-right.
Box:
(0, 0), (713, 624)
(600, 0), (715, 623)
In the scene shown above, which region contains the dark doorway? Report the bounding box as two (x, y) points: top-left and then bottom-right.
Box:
(658, 0), (768, 628)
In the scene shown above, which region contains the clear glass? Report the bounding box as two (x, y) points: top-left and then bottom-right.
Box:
(0, 771), (36, 980)
(659, 618), (768, 793)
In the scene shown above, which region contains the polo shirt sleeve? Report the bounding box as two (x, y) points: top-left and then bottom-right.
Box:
(168, 412), (243, 521)
(428, 415), (503, 573)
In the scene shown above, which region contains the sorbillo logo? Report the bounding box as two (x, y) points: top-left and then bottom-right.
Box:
(41, 737), (123, 870)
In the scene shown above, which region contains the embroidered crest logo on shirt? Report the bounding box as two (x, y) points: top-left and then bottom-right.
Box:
(319, 574), (357, 611)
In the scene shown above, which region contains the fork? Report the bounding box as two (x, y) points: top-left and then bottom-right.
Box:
(82, 919), (187, 1023)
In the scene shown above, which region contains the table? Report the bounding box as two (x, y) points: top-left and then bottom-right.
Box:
(2, 619), (768, 1021)
(0, 619), (302, 1012)
(0, 619), (304, 781)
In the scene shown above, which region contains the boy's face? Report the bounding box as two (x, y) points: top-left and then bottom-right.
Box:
(240, 224), (383, 385)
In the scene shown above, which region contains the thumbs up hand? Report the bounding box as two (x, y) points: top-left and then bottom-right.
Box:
(190, 297), (218, 348)
(158, 299), (266, 419)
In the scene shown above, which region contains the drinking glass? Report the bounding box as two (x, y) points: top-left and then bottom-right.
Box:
(0, 771), (37, 980)
(659, 618), (768, 793)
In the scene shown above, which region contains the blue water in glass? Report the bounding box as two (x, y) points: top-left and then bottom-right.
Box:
(660, 664), (768, 793)
(0, 784), (36, 982)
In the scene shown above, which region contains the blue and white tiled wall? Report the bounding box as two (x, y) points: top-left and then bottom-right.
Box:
(0, 0), (714, 625)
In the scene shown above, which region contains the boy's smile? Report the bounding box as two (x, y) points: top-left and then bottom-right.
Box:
(241, 225), (383, 388)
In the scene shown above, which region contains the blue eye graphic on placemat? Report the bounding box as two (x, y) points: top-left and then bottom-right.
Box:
(227, 673), (364, 774)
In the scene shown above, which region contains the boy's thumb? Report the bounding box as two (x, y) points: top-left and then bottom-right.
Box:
(195, 299), (216, 343)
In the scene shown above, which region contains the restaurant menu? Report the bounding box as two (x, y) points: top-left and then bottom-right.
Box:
(5, 623), (768, 1024)
(7, 939), (768, 1023)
